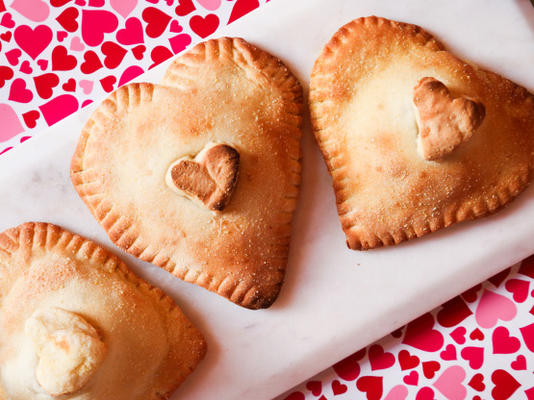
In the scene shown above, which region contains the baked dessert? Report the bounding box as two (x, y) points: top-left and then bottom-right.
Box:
(310, 16), (534, 250)
(0, 222), (206, 399)
(71, 37), (303, 308)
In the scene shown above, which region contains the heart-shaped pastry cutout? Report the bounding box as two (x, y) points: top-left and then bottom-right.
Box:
(71, 38), (303, 308)
(414, 77), (485, 161)
(166, 142), (239, 211)
(310, 16), (534, 250)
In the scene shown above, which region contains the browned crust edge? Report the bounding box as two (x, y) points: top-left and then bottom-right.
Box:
(71, 37), (304, 309)
(309, 16), (534, 250)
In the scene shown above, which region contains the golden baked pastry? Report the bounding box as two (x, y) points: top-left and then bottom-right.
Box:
(0, 222), (206, 400)
(71, 37), (303, 309)
(310, 16), (534, 250)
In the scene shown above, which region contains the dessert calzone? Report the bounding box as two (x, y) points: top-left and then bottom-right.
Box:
(0, 222), (206, 399)
(310, 16), (534, 250)
(71, 37), (303, 308)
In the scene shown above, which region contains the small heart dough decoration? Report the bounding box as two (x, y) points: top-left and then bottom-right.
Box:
(166, 142), (239, 211)
(414, 77), (485, 161)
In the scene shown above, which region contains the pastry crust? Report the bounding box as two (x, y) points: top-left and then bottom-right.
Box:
(0, 222), (206, 400)
(310, 16), (534, 250)
(71, 37), (303, 308)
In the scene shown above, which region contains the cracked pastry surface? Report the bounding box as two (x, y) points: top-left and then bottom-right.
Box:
(71, 37), (303, 308)
(0, 222), (206, 400)
(310, 16), (534, 250)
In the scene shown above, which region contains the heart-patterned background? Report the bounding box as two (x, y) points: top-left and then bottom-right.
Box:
(279, 257), (534, 400)
(0, 0), (270, 155)
(1, 1), (533, 399)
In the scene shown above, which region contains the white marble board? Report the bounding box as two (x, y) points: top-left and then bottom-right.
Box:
(1, 0), (533, 399)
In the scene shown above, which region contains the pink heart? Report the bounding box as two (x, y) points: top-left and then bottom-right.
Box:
(39, 94), (78, 126)
(0, 103), (24, 142)
(439, 344), (456, 361)
(196, 0), (221, 10)
(8, 78), (33, 103)
(70, 36), (85, 51)
(79, 79), (93, 95)
(10, 0), (49, 22)
(81, 9), (118, 47)
(433, 366), (466, 400)
(169, 20), (183, 33)
(511, 355), (526, 370)
(1, 13), (16, 28)
(116, 17), (144, 45)
(460, 346), (484, 369)
(118, 65), (143, 86)
(110, 0), (137, 18)
(492, 326), (520, 354)
(505, 279), (530, 303)
(19, 60), (32, 74)
(14, 25), (53, 59)
(402, 313), (444, 352)
(368, 344), (395, 371)
(450, 326), (466, 345)
(384, 385), (408, 400)
(520, 322), (534, 352)
(168, 33), (191, 54)
(402, 371), (418, 386)
(475, 289), (517, 328)
(37, 59), (48, 70)
(57, 31), (68, 42)
(5, 49), (22, 66)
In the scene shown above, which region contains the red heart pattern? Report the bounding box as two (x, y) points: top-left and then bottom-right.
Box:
(33, 73), (59, 99)
(80, 51), (102, 74)
(101, 41), (127, 69)
(56, 7), (78, 32)
(398, 350), (419, 371)
(14, 25), (53, 59)
(368, 344), (395, 371)
(284, 261), (533, 400)
(175, 0), (196, 16)
(491, 370), (520, 400)
(402, 313), (444, 352)
(189, 14), (219, 38)
(492, 327), (521, 354)
(356, 376), (383, 400)
(142, 7), (172, 38)
(9, 78), (33, 103)
(51, 45), (77, 71)
(1, 0), (262, 154)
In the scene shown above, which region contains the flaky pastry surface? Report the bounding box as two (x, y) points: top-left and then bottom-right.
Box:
(0, 222), (206, 400)
(310, 16), (534, 250)
(71, 37), (303, 308)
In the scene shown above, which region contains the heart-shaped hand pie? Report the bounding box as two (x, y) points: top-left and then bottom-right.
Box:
(166, 142), (240, 211)
(0, 222), (205, 400)
(310, 16), (534, 250)
(414, 77), (486, 161)
(71, 37), (303, 308)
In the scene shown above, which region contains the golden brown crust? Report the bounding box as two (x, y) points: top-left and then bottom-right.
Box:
(71, 37), (303, 308)
(310, 16), (534, 250)
(0, 222), (206, 400)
